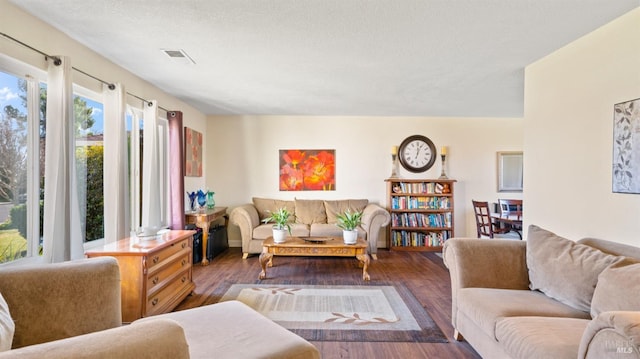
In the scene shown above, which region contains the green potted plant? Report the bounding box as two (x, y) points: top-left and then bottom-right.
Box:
(335, 209), (363, 244)
(262, 207), (292, 243)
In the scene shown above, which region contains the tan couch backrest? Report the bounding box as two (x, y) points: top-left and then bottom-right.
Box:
(578, 238), (640, 261)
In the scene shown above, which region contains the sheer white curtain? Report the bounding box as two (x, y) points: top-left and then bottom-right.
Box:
(103, 83), (129, 243)
(42, 56), (83, 262)
(25, 77), (41, 256)
(141, 100), (162, 230)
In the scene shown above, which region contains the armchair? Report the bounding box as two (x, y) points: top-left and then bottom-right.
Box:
(0, 257), (189, 358)
(0, 257), (320, 359)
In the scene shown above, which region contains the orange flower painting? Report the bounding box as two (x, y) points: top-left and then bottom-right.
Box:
(279, 149), (335, 191)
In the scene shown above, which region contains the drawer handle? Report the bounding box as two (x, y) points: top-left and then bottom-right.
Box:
(152, 276), (159, 285)
(152, 256), (159, 264)
(181, 259), (187, 266)
(181, 242), (187, 249)
(181, 276), (187, 283)
(151, 298), (159, 306)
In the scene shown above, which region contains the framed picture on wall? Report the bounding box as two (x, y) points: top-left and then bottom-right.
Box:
(612, 97), (640, 194)
(279, 149), (335, 191)
(497, 151), (523, 192)
(184, 127), (202, 177)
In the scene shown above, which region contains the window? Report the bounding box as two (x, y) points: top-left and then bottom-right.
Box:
(74, 90), (104, 243)
(0, 68), (45, 263)
(126, 106), (170, 233)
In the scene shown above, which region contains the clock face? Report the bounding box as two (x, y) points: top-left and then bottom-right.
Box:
(398, 135), (437, 173)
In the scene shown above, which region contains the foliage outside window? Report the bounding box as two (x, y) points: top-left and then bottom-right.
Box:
(0, 65), (106, 263)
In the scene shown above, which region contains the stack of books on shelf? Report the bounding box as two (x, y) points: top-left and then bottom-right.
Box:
(396, 182), (446, 194)
(391, 196), (451, 210)
(390, 230), (450, 247)
(391, 213), (452, 228)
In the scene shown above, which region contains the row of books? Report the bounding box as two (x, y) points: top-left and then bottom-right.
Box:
(390, 230), (451, 247)
(390, 196), (451, 210)
(391, 212), (452, 228)
(393, 182), (447, 194)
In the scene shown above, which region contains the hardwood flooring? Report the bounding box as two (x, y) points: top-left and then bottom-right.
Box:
(176, 247), (481, 359)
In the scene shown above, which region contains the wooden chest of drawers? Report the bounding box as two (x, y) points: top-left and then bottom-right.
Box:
(86, 230), (196, 323)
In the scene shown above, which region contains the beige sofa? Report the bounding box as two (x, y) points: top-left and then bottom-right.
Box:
(443, 225), (640, 359)
(0, 257), (320, 359)
(230, 198), (390, 259)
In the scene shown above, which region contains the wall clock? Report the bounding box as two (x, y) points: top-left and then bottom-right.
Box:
(398, 135), (437, 173)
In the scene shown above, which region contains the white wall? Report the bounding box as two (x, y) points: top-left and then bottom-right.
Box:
(524, 8), (640, 245)
(1, 1), (528, 248)
(0, 1), (209, 194)
(207, 115), (523, 246)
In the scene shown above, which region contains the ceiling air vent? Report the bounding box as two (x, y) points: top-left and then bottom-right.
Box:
(161, 49), (196, 65)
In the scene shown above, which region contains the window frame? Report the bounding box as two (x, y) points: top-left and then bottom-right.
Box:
(0, 55), (46, 264)
(126, 105), (171, 234)
(73, 85), (106, 250)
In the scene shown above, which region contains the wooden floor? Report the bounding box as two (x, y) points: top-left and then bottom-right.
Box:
(176, 247), (481, 359)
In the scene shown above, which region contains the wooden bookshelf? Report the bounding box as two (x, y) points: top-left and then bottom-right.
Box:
(385, 178), (456, 252)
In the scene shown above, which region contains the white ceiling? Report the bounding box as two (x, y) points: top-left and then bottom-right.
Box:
(9, 0), (640, 117)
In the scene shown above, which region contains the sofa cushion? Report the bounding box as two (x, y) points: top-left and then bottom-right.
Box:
(142, 301), (320, 359)
(324, 199), (368, 224)
(294, 199), (327, 225)
(526, 225), (623, 312)
(253, 223), (310, 240)
(457, 288), (590, 340)
(309, 223), (365, 239)
(252, 198), (295, 222)
(495, 316), (589, 359)
(591, 262), (640, 318)
(0, 293), (14, 351)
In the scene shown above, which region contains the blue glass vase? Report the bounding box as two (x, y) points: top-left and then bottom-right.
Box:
(187, 191), (197, 211)
(196, 190), (207, 209)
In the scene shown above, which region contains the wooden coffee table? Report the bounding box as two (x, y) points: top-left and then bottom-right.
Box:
(259, 236), (371, 281)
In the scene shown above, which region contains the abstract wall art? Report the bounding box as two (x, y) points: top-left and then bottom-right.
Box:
(184, 127), (203, 177)
(612, 97), (640, 194)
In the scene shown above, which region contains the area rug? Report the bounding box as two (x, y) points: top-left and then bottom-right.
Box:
(218, 283), (448, 343)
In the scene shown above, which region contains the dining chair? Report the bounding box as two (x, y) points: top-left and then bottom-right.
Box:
(472, 200), (509, 238)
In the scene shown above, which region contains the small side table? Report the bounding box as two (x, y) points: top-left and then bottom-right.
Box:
(185, 207), (228, 265)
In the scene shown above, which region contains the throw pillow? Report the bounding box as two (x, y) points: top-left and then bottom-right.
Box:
(252, 197), (295, 222)
(294, 199), (327, 224)
(591, 262), (640, 318)
(0, 293), (14, 351)
(324, 199), (369, 224)
(526, 225), (623, 312)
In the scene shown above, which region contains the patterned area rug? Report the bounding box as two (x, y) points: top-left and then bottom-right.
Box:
(218, 283), (448, 343)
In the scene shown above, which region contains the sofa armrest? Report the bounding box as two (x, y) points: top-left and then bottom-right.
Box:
(361, 203), (391, 257)
(229, 204), (260, 255)
(443, 238), (529, 289)
(578, 311), (640, 359)
(0, 318), (190, 359)
(0, 257), (122, 349)
(443, 238), (529, 329)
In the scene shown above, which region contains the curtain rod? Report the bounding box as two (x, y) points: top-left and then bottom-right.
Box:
(0, 31), (170, 113)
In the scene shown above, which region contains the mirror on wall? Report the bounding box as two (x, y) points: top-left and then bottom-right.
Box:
(497, 151), (523, 192)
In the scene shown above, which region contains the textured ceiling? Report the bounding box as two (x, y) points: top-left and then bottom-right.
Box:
(9, 0), (640, 117)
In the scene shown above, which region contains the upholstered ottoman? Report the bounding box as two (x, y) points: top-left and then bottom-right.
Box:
(140, 300), (320, 359)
